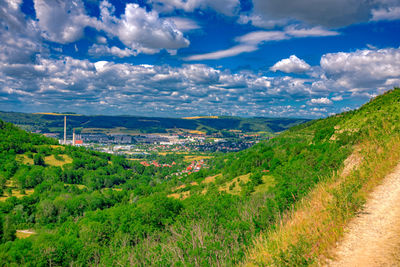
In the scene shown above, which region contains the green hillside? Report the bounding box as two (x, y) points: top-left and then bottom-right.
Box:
(0, 88), (399, 266)
(0, 111), (308, 135)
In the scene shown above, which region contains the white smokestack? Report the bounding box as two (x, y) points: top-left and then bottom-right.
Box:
(73, 128), (76, 146)
(64, 116), (67, 145)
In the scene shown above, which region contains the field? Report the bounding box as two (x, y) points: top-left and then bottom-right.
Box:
(16, 154), (33, 165)
(45, 154), (73, 167)
(183, 155), (212, 162)
(182, 116), (219, 119)
(32, 112), (82, 116)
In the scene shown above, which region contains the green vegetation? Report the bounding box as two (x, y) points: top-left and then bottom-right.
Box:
(0, 88), (399, 266)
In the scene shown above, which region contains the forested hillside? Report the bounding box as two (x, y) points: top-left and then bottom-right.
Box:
(0, 111), (307, 135)
(0, 88), (399, 266)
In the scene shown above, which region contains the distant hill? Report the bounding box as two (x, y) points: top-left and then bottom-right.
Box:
(0, 111), (309, 135)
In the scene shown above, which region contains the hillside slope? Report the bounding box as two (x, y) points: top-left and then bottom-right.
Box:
(244, 89), (400, 266)
(0, 88), (399, 266)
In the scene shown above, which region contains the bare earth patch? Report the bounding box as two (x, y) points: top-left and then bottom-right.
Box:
(16, 230), (36, 239)
(326, 162), (400, 267)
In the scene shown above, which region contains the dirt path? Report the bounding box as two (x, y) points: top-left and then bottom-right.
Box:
(326, 163), (400, 267)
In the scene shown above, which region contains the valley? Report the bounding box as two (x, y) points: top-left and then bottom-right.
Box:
(0, 88), (399, 265)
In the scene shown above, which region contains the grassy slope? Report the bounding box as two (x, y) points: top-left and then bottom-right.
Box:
(244, 88), (400, 266)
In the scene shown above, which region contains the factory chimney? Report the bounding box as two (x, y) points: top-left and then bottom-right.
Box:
(64, 116), (67, 145)
(73, 128), (76, 146)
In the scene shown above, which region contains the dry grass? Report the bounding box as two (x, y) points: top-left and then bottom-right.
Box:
(45, 154), (72, 167)
(16, 154), (34, 165)
(33, 112), (81, 116)
(0, 188), (35, 202)
(219, 174), (250, 195)
(172, 184), (187, 191)
(202, 174), (221, 184)
(187, 130), (206, 135)
(184, 155), (212, 162)
(168, 191), (190, 200)
(244, 135), (400, 266)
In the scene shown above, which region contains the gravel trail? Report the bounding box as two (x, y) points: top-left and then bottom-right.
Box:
(327, 163), (400, 266)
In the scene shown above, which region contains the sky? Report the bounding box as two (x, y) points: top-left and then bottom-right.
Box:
(0, 0), (400, 118)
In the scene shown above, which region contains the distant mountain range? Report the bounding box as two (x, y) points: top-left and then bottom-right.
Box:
(0, 111), (309, 135)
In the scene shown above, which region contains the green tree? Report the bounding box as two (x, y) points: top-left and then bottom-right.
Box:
(33, 153), (45, 166)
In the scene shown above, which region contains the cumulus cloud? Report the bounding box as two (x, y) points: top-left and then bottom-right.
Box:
(0, 54), (321, 117)
(0, 0), (42, 64)
(331, 95), (343, 101)
(308, 97), (333, 105)
(89, 44), (136, 58)
(1, 49), (398, 117)
(29, 0), (189, 55)
(270, 55), (311, 73)
(320, 47), (400, 90)
(33, 0), (97, 44)
(98, 3), (189, 54)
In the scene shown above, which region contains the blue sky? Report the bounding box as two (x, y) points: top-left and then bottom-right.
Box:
(1, 0), (400, 118)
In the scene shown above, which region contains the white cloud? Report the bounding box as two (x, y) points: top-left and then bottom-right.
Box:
(97, 36), (107, 44)
(308, 97), (333, 105)
(0, 55), (319, 117)
(167, 17), (201, 32)
(185, 31), (288, 60)
(89, 44), (136, 58)
(270, 55), (311, 73)
(0, 0), (42, 64)
(98, 2), (189, 55)
(33, 0), (96, 44)
(30, 0), (189, 55)
(371, 6), (400, 21)
(331, 95), (343, 101)
(184, 44), (257, 60)
(320, 47), (400, 90)
(185, 26), (339, 61)
(235, 31), (288, 44)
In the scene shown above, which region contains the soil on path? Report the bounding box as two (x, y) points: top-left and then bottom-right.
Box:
(326, 163), (400, 266)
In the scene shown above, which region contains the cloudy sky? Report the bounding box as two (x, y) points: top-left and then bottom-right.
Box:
(1, 0), (400, 118)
